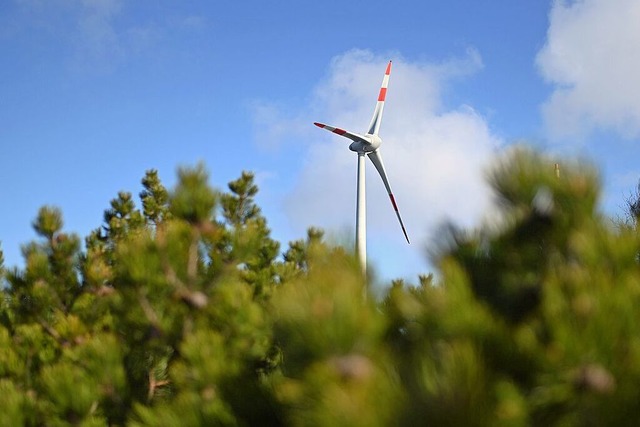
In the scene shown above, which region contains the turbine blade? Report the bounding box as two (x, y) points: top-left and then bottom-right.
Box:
(314, 122), (369, 145)
(366, 60), (392, 136)
(367, 150), (410, 244)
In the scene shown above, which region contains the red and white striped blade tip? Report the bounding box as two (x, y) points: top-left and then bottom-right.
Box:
(389, 194), (410, 244)
(314, 122), (351, 137)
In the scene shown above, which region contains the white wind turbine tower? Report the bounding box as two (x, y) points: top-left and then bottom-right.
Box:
(314, 61), (410, 275)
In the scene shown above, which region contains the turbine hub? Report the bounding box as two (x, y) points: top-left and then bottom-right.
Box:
(349, 134), (382, 153)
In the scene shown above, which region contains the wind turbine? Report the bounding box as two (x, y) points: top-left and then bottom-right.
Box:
(314, 60), (409, 275)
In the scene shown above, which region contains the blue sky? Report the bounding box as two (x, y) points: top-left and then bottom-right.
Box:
(2, 0), (640, 285)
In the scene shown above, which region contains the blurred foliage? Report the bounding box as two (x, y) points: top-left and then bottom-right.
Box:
(1, 148), (640, 425)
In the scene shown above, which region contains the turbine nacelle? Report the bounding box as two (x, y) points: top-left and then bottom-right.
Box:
(349, 134), (382, 153)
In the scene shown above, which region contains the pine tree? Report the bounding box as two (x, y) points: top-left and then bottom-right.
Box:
(380, 148), (640, 426)
(3, 149), (640, 425)
(622, 179), (640, 228)
(140, 169), (171, 227)
(0, 242), (5, 284)
(208, 170), (281, 299)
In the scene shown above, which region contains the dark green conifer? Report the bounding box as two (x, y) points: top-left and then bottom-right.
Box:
(3, 150), (640, 425)
(140, 169), (170, 226)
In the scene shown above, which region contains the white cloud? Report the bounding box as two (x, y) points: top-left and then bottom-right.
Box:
(11, 0), (200, 72)
(254, 50), (502, 272)
(249, 100), (312, 151)
(537, 0), (640, 140)
(74, 0), (124, 65)
(12, 0), (128, 69)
